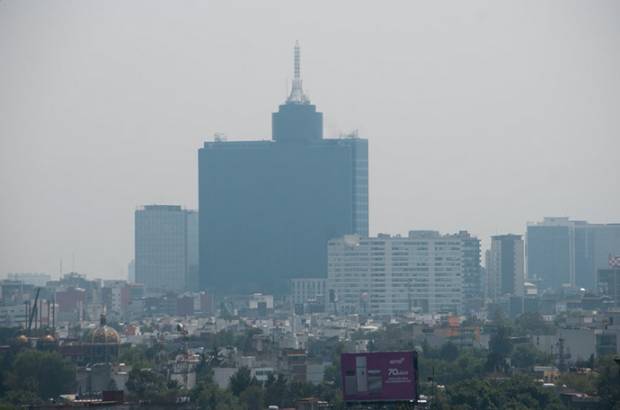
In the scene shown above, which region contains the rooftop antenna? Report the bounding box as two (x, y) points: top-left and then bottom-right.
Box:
(287, 41), (309, 104)
(294, 40), (300, 79)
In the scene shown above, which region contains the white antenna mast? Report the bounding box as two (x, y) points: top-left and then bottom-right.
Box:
(286, 41), (309, 104)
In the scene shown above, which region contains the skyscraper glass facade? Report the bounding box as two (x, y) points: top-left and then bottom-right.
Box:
(198, 44), (369, 294)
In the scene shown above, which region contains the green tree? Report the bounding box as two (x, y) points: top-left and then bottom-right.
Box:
(264, 373), (288, 407)
(234, 328), (262, 354)
(191, 380), (242, 410)
(126, 368), (179, 404)
(421, 339), (438, 359)
(229, 366), (253, 396)
(239, 384), (265, 410)
(323, 363), (341, 388)
(446, 378), (498, 409)
(440, 342), (459, 362)
(486, 325), (513, 372)
(0, 328), (20, 345)
(1, 389), (42, 408)
(5, 350), (75, 400)
(418, 349), (486, 388)
(314, 381), (344, 409)
(195, 353), (215, 381)
(499, 375), (565, 410)
(118, 344), (152, 369)
(446, 375), (565, 410)
(0, 401), (18, 410)
(557, 372), (596, 395)
(510, 344), (553, 369)
(284, 381), (316, 407)
(596, 355), (620, 410)
(0, 349), (16, 398)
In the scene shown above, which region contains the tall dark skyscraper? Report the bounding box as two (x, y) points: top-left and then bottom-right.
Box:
(488, 234), (524, 300)
(198, 43), (369, 294)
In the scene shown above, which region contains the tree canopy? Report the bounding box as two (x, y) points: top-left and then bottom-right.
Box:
(2, 349), (75, 405)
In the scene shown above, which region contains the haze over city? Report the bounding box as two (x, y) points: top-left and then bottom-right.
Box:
(1, 0), (619, 279)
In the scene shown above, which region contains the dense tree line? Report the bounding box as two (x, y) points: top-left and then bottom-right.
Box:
(188, 366), (343, 410)
(438, 375), (565, 410)
(0, 349), (75, 408)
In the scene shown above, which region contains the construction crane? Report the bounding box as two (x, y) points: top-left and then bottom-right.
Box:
(27, 288), (41, 335)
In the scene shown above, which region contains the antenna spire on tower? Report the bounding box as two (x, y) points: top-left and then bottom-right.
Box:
(287, 40), (309, 104)
(294, 40), (300, 80)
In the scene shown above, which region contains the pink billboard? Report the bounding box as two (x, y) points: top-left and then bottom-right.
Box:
(341, 351), (418, 402)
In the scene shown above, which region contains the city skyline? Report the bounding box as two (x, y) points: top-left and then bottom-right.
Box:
(1, 1), (620, 279)
(2, 3), (620, 408)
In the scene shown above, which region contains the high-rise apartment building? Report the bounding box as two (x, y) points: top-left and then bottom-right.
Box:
(327, 231), (468, 316)
(198, 43), (368, 294)
(134, 205), (198, 292)
(457, 231), (482, 311)
(527, 217), (620, 290)
(487, 234), (524, 300)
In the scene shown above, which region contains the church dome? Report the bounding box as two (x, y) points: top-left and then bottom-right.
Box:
(91, 314), (120, 344)
(92, 326), (120, 344)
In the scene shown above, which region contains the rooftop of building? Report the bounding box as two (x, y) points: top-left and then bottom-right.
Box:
(201, 134), (365, 149)
(528, 217), (620, 227)
(141, 205), (183, 211)
(491, 233), (522, 240)
(332, 231), (480, 246)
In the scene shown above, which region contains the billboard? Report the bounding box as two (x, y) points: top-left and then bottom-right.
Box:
(341, 351), (418, 403)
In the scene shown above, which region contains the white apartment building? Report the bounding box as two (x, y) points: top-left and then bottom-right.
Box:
(290, 278), (327, 307)
(0, 304), (27, 327)
(328, 231), (464, 316)
(248, 293), (274, 310)
(102, 280), (129, 318)
(135, 205), (197, 292)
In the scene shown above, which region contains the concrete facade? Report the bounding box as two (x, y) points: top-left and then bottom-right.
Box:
(328, 231), (466, 316)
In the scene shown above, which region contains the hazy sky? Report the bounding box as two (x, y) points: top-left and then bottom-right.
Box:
(1, 0), (619, 280)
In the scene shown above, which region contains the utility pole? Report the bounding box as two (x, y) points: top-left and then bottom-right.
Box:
(428, 366), (436, 410)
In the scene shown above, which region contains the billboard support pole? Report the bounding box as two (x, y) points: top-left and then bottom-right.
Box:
(431, 366), (436, 410)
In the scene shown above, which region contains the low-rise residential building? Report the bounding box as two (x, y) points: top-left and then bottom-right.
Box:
(0, 304), (27, 327)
